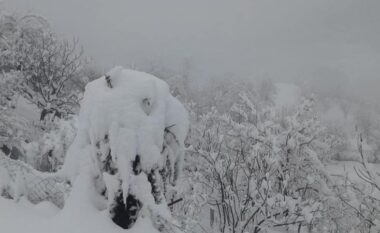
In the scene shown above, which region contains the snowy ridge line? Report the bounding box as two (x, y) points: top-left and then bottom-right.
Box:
(0, 151), (69, 208)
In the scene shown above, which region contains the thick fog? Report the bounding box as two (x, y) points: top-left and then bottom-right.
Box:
(2, 0), (380, 102)
(2, 2), (380, 232)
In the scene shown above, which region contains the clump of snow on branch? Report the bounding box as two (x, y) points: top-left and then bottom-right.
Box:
(63, 66), (187, 178)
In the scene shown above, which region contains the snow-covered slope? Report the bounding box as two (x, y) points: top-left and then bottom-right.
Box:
(13, 96), (40, 122)
(0, 173), (158, 233)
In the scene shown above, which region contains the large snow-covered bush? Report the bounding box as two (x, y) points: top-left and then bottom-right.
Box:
(61, 67), (188, 230)
(184, 93), (339, 233)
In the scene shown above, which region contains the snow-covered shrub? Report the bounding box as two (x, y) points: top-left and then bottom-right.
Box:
(60, 67), (188, 231)
(185, 94), (336, 233)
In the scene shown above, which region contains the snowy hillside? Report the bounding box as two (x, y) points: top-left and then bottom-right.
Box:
(0, 178), (158, 233)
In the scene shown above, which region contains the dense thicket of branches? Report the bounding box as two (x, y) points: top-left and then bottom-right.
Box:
(0, 12), (83, 171)
(163, 76), (380, 233)
(0, 13), (85, 120)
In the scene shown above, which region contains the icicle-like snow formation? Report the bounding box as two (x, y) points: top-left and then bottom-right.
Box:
(61, 67), (188, 230)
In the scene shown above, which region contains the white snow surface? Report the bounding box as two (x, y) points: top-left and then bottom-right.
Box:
(0, 170), (159, 233)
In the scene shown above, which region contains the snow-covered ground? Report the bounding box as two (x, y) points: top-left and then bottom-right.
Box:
(13, 97), (40, 122)
(2, 160), (376, 233)
(0, 173), (158, 233)
(326, 160), (380, 183)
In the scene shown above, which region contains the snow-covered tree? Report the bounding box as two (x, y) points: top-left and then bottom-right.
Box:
(0, 12), (84, 121)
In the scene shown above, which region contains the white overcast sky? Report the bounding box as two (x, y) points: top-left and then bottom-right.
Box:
(2, 0), (380, 94)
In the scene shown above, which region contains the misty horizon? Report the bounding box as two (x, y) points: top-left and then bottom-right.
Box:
(3, 1), (379, 84)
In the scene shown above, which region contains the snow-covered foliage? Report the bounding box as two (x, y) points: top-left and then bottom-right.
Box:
(59, 67), (188, 231)
(0, 12), (84, 120)
(184, 94), (333, 233)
